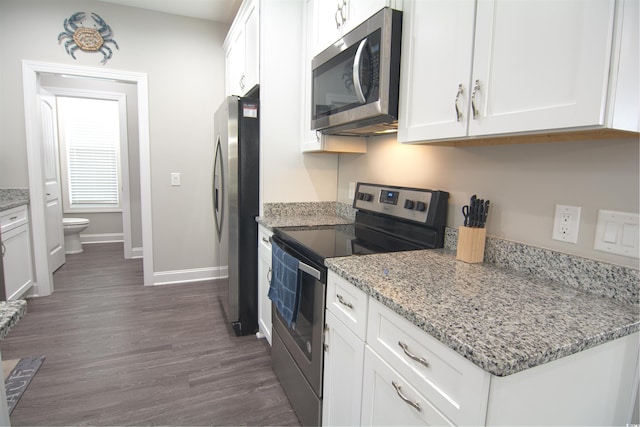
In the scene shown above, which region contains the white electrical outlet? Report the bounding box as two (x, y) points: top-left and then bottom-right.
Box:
(552, 205), (581, 244)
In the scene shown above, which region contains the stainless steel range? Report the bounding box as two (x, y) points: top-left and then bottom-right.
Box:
(270, 183), (449, 426)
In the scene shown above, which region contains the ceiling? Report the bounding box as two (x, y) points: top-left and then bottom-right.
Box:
(96, 0), (243, 24)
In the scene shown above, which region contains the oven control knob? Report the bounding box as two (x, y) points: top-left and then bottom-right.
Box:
(404, 200), (415, 209)
(415, 201), (427, 211)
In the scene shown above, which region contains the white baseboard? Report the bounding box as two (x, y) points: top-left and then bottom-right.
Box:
(152, 266), (228, 286)
(131, 247), (143, 259)
(81, 233), (124, 244)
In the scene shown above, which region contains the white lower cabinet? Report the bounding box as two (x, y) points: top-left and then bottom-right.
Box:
(361, 346), (454, 426)
(1, 205), (34, 301)
(257, 225), (273, 345)
(322, 310), (365, 426)
(323, 270), (640, 426)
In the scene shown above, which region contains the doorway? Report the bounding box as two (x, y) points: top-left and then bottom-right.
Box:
(22, 60), (154, 296)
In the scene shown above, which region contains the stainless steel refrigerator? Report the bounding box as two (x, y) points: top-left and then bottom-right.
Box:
(213, 95), (259, 336)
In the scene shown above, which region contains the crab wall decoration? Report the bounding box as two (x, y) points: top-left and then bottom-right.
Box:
(58, 12), (119, 64)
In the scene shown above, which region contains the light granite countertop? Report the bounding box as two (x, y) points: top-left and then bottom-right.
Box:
(0, 300), (27, 341)
(325, 249), (639, 377)
(0, 188), (29, 212)
(257, 201), (354, 230)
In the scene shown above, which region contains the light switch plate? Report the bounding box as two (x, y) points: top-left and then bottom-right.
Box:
(171, 172), (181, 186)
(594, 210), (639, 258)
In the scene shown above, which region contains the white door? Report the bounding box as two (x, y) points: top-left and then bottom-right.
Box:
(40, 91), (65, 273)
(468, 0), (615, 136)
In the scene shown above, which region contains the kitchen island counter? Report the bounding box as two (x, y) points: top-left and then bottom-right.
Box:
(325, 249), (639, 377)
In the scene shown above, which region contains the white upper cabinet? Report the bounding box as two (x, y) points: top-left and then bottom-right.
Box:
(224, 0), (259, 96)
(311, 0), (402, 56)
(399, 0), (637, 144)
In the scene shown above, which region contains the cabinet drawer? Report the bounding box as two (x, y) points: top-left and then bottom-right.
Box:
(361, 346), (454, 426)
(0, 205), (28, 233)
(367, 299), (490, 426)
(326, 271), (368, 340)
(258, 225), (273, 253)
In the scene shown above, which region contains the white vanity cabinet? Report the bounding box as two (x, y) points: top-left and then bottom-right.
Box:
(398, 0), (638, 144)
(257, 225), (273, 345)
(322, 272), (368, 426)
(224, 0), (259, 96)
(1, 205), (34, 301)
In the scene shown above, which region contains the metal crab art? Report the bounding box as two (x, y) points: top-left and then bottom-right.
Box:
(58, 12), (119, 64)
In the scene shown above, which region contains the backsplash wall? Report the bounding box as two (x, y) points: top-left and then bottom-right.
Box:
(337, 135), (639, 269)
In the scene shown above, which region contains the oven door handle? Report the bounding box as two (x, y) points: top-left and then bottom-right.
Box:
(298, 260), (321, 281)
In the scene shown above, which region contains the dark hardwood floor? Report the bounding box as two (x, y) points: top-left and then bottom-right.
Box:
(1, 243), (299, 426)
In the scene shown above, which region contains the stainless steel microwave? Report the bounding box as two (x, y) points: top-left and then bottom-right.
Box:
(311, 7), (402, 136)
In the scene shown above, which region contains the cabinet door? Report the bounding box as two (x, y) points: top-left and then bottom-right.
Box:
(398, 0), (476, 143)
(322, 310), (365, 427)
(242, 0), (259, 93)
(225, 28), (245, 96)
(361, 347), (454, 426)
(257, 226), (272, 345)
(2, 224), (33, 301)
(312, 0), (343, 55)
(469, 0), (615, 136)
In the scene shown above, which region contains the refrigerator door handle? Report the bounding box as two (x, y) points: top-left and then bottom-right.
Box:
(213, 137), (224, 240)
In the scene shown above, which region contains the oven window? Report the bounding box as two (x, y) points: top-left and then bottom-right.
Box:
(278, 272), (317, 362)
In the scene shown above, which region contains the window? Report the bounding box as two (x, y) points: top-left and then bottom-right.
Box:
(57, 97), (121, 211)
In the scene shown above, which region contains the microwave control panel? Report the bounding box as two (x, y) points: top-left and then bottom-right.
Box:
(354, 183), (436, 223)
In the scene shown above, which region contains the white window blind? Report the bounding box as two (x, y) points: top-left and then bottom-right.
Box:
(57, 97), (121, 209)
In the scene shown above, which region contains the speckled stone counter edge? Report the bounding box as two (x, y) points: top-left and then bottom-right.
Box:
(0, 188), (29, 212)
(257, 202), (356, 229)
(0, 300), (27, 341)
(445, 226), (638, 306)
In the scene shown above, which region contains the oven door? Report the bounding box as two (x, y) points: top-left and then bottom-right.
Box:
(270, 239), (326, 426)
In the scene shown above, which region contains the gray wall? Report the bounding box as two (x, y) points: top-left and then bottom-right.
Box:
(338, 135), (640, 269)
(0, 0), (229, 272)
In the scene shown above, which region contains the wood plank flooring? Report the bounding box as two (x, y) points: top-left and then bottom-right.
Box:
(0, 243), (300, 426)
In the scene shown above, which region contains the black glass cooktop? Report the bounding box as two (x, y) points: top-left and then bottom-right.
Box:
(274, 220), (435, 265)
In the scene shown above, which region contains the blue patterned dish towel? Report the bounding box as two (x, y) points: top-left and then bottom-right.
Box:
(268, 241), (301, 327)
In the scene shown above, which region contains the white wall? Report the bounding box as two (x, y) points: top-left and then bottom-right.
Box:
(337, 135), (640, 269)
(0, 0), (229, 273)
(259, 0), (338, 206)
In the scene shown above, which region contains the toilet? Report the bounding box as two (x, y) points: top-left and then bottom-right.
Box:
(63, 217), (90, 254)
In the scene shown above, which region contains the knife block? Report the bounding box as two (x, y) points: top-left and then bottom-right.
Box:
(456, 226), (487, 263)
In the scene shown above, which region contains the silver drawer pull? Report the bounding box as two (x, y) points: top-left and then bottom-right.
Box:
(398, 341), (430, 368)
(9, 216), (18, 221)
(336, 294), (353, 309)
(392, 381), (421, 412)
(262, 236), (271, 244)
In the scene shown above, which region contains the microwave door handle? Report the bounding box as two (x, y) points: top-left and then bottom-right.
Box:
(298, 261), (321, 281)
(353, 38), (368, 104)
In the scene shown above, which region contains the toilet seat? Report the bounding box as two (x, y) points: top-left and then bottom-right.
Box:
(63, 217), (90, 227)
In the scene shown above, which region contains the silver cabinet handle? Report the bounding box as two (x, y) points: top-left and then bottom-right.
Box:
(471, 79), (480, 119)
(336, 293), (353, 309)
(339, 0), (347, 24)
(353, 38), (368, 104)
(323, 325), (329, 351)
(266, 267), (271, 285)
(398, 341), (430, 368)
(262, 236), (271, 244)
(335, 7), (342, 29)
(9, 216), (17, 221)
(1, 242), (5, 257)
(240, 74), (245, 90)
(454, 84), (464, 122)
(392, 381), (421, 412)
